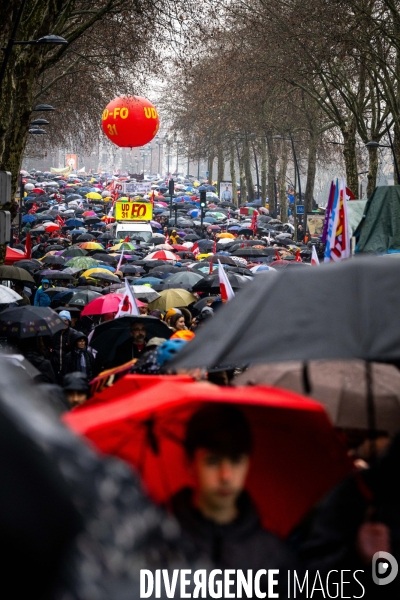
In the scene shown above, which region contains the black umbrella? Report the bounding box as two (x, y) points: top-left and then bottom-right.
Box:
(94, 254), (118, 264)
(61, 247), (87, 257)
(13, 259), (42, 273)
(192, 271), (251, 294)
(184, 234), (200, 241)
(231, 247), (270, 257)
(171, 256), (400, 371)
(84, 217), (101, 224)
(90, 316), (172, 366)
(46, 245), (65, 251)
(77, 234), (94, 242)
(0, 265), (35, 283)
(150, 265), (186, 274)
(0, 306), (66, 338)
(42, 256), (66, 266)
(98, 233), (114, 241)
(39, 270), (74, 280)
(120, 265), (146, 274)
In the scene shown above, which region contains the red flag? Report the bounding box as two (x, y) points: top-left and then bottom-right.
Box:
(295, 250), (302, 262)
(123, 235), (130, 242)
(346, 186), (356, 200)
(150, 190), (155, 205)
(218, 260), (235, 302)
(311, 245), (320, 266)
(56, 214), (65, 227)
(213, 239), (217, 254)
(275, 249), (281, 260)
(191, 242), (200, 257)
(24, 232), (31, 259)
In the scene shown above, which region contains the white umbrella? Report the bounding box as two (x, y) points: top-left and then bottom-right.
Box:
(115, 285), (161, 303)
(0, 285), (22, 303)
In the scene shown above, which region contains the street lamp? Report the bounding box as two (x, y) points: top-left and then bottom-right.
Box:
(365, 123), (400, 183)
(0, 0), (68, 90)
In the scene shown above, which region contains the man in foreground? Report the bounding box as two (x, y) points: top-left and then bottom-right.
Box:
(170, 404), (295, 594)
(112, 321), (147, 367)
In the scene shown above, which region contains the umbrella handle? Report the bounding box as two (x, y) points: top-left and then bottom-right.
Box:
(302, 362), (311, 395)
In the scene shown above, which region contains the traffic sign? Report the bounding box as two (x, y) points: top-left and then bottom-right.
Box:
(296, 205), (305, 215)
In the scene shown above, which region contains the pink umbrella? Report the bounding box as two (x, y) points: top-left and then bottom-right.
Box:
(82, 210), (96, 216)
(81, 293), (145, 316)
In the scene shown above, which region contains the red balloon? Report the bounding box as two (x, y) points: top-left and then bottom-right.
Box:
(101, 96), (159, 148)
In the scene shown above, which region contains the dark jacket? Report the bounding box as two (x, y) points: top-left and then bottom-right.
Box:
(24, 350), (56, 384)
(301, 436), (400, 599)
(112, 337), (146, 368)
(50, 327), (77, 376)
(63, 348), (96, 381)
(171, 488), (296, 596)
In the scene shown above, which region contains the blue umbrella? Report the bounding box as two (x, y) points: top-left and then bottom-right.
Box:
(65, 218), (84, 227)
(153, 208), (164, 214)
(206, 185), (217, 192)
(96, 264), (115, 272)
(203, 216), (217, 223)
(70, 228), (86, 234)
(134, 277), (163, 285)
(228, 225), (240, 231)
(188, 209), (200, 217)
(21, 214), (37, 223)
(36, 214), (55, 222)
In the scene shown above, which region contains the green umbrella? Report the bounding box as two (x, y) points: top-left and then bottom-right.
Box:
(64, 257), (100, 269)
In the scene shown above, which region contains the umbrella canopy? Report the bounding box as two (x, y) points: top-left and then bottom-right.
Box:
(112, 285), (160, 303)
(64, 381), (351, 538)
(145, 250), (177, 262)
(13, 259), (42, 273)
(54, 289), (102, 307)
(148, 288), (197, 311)
(64, 257), (99, 269)
(86, 192), (102, 199)
(89, 316), (171, 365)
(81, 293), (145, 316)
(171, 256), (400, 371)
(0, 306), (66, 338)
(163, 272), (204, 286)
(79, 242), (104, 250)
(234, 360), (400, 433)
(60, 247), (87, 258)
(0, 285), (22, 303)
(192, 271), (251, 294)
(81, 269), (120, 283)
(0, 265), (34, 283)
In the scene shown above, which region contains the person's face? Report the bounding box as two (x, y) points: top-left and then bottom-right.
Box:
(175, 316), (185, 330)
(66, 390), (88, 408)
(61, 318), (70, 326)
(43, 282), (49, 289)
(76, 338), (86, 349)
(139, 305), (149, 315)
(191, 449), (250, 515)
(130, 323), (146, 344)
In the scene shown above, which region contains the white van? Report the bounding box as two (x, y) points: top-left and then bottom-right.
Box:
(113, 221), (153, 242)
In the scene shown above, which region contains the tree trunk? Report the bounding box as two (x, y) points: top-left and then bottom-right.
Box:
(243, 136), (254, 202)
(217, 144), (224, 186)
(238, 141), (246, 204)
(342, 117), (358, 196)
(207, 154), (214, 184)
(278, 143), (289, 223)
(261, 137), (267, 205)
(266, 135), (277, 217)
(230, 143), (238, 206)
(366, 144), (379, 197)
(394, 122), (400, 186)
(304, 130), (318, 213)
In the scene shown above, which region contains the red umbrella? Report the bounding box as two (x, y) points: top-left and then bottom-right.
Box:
(44, 223), (60, 232)
(80, 293), (145, 316)
(64, 382), (351, 538)
(32, 187), (45, 194)
(172, 244), (189, 252)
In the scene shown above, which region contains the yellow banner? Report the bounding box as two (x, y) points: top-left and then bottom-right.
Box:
(115, 202), (153, 221)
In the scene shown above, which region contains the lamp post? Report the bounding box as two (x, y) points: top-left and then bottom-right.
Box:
(365, 123), (400, 184)
(0, 0), (68, 91)
(156, 138), (162, 175)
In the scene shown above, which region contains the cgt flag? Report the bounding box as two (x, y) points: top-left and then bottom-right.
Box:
(191, 242), (200, 257)
(218, 260), (235, 302)
(324, 178), (351, 262)
(116, 278), (140, 317)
